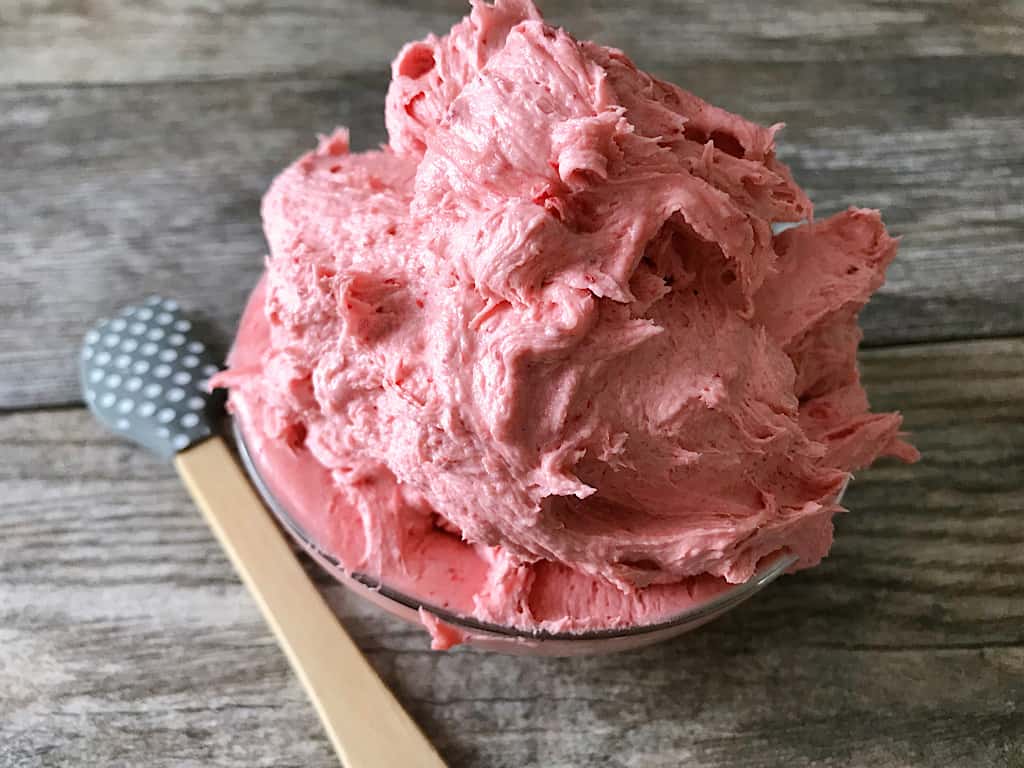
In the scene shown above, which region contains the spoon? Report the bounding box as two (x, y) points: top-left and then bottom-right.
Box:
(79, 296), (446, 768)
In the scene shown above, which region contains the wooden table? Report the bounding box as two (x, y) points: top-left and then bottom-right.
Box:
(2, 2), (1022, 766)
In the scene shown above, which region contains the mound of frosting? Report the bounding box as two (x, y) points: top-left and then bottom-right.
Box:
(220, 0), (917, 638)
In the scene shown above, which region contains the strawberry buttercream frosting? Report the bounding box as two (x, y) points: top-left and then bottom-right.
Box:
(219, 0), (918, 644)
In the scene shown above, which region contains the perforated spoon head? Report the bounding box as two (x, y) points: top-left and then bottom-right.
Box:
(79, 296), (225, 458)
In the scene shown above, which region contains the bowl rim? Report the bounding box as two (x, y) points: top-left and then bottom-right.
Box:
(231, 418), (814, 642)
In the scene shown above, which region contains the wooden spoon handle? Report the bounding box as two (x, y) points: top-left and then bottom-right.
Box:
(175, 436), (446, 768)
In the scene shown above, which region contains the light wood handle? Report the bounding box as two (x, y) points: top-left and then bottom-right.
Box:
(175, 437), (446, 768)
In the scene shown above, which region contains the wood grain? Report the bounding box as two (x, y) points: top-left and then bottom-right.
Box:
(3, 55), (1022, 409)
(3, 3), (1023, 765)
(176, 438), (446, 767)
(3, 0), (1022, 85)
(2, 338), (1022, 768)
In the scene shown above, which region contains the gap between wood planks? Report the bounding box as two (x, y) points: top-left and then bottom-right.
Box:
(2, 339), (1021, 767)
(3, 0), (1021, 87)
(2, 56), (1023, 410)
(5, 328), (1023, 417)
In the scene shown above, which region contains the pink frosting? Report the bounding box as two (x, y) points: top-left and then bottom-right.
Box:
(219, 0), (918, 641)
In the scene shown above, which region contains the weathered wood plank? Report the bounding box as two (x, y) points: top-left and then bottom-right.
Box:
(0, 74), (384, 409)
(2, 56), (1022, 409)
(1, 338), (1022, 767)
(3, 0), (1022, 86)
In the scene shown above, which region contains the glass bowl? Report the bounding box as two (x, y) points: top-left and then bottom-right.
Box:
(229, 418), (836, 656)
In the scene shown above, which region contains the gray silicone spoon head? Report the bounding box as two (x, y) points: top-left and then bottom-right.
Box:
(79, 296), (224, 458)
